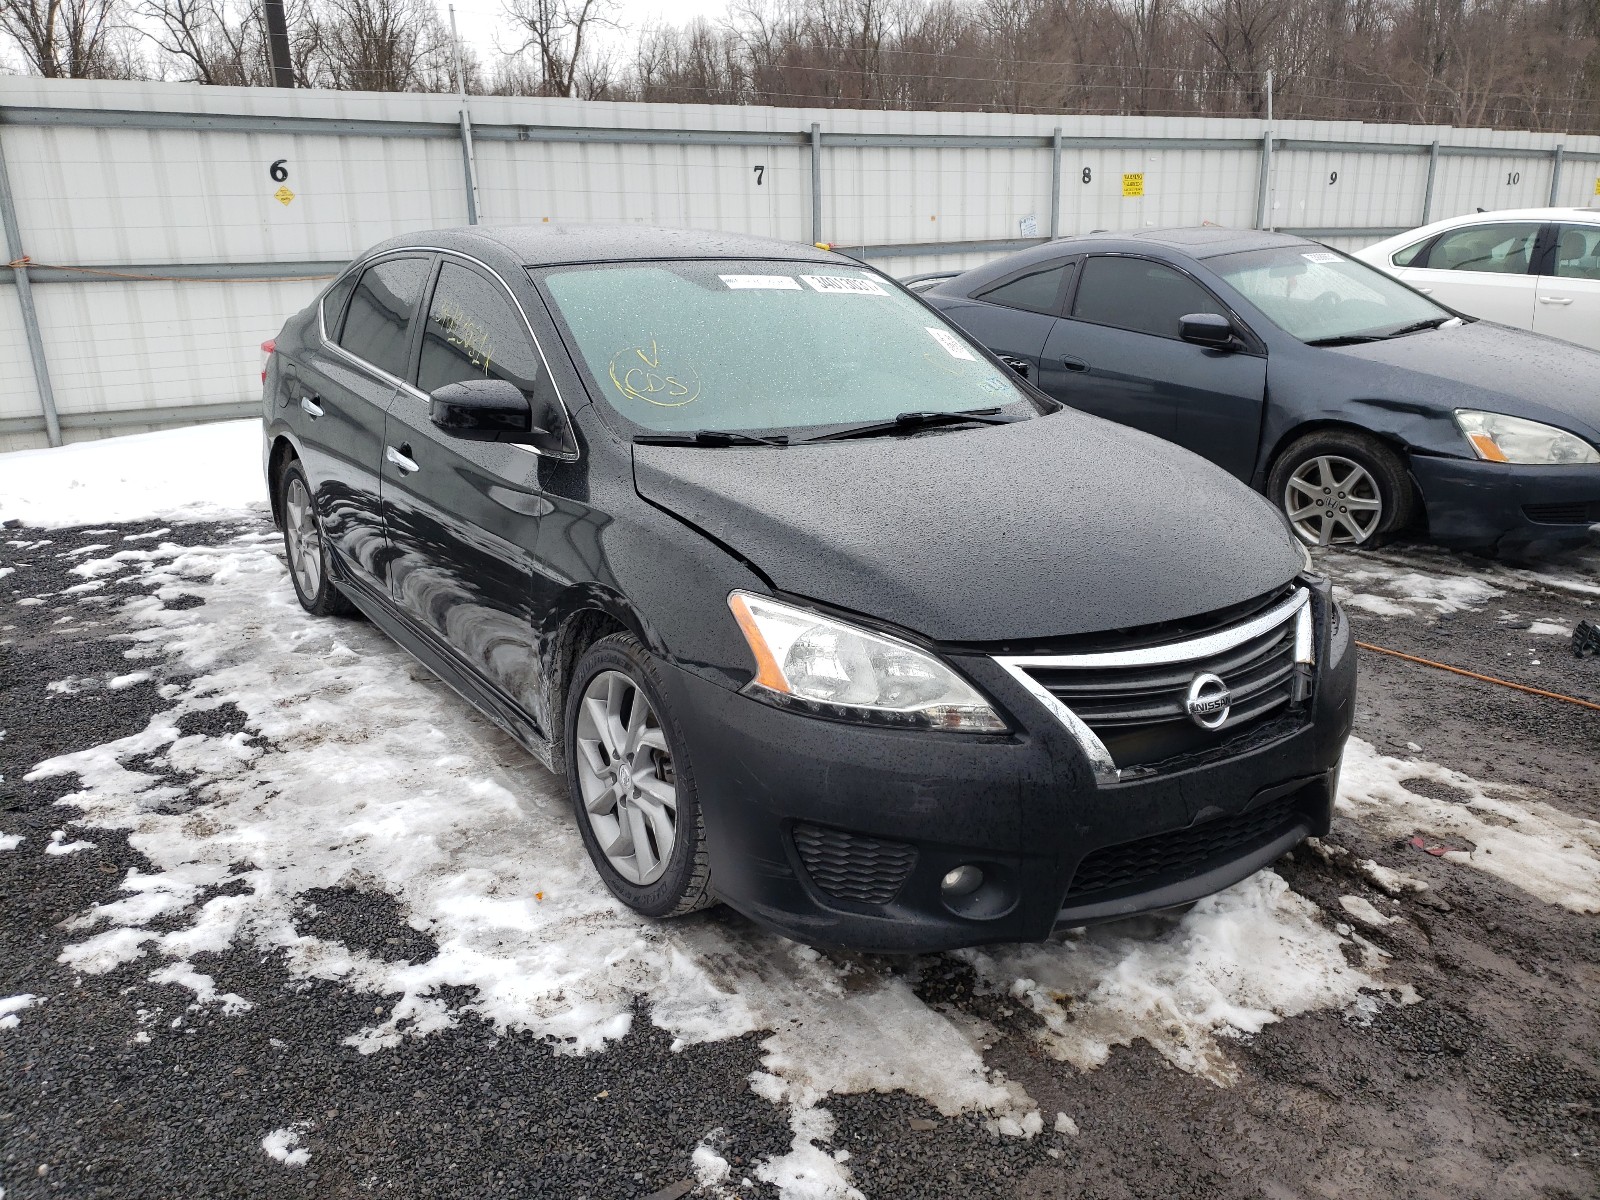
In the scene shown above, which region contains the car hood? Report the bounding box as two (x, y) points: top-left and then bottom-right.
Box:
(632, 410), (1303, 643)
(1328, 320), (1600, 438)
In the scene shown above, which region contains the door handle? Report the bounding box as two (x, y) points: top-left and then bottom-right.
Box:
(300, 395), (324, 418)
(1538, 296), (1574, 305)
(386, 444), (420, 474)
(1062, 356), (1089, 372)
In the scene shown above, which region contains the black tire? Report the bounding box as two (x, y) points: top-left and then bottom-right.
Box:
(277, 458), (355, 617)
(1267, 428), (1416, 549)
(563, 632), (716, 919)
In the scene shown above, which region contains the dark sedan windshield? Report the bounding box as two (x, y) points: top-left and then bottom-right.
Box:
(540, 260), (1029, 433)
(1211, 246), (1452, 344)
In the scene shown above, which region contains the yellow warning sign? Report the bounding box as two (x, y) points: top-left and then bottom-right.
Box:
(1593, 177), (1600, 196)
(1122, 173), (1145, 198)
(274, 185), (295, 206)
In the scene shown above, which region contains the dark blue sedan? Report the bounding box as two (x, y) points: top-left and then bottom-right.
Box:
(919, 228), (1600, 555)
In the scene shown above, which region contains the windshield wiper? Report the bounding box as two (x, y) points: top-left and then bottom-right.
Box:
(1304, 333), (1386, 347)
(1380, 317), (1453, 339)
(802, 409), (1015, 444)
(633, 430), (789, 448)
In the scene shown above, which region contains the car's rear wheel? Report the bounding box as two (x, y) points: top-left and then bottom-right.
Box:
(1268, 430), (1415, 548)
(564, 632), (715, 918)
(279, 460), (354, 616)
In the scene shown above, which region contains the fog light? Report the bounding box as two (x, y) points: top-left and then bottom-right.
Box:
(941, 865), (984, 897)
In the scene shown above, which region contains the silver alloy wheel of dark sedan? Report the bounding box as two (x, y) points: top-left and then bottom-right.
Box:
(1283, 455), (1383, 546)
(284, 476), (324, 595)
(574, 669), (678, 886)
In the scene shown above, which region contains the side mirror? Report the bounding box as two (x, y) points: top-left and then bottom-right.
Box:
(1179, 312), (1238, 349)
(429, 378), (568, 456)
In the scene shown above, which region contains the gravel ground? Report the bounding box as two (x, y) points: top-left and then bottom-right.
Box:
(2, 518), (1597, 1200)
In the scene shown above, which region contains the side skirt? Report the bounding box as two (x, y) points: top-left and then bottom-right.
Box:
(333, 572), (559, 774)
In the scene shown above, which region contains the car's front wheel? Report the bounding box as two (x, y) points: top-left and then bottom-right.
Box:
(278, 459), (354, 616)
(564, 633), (715, 919)
(1268, 430), (1416, 548)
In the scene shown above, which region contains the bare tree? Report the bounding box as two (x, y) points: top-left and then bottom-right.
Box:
(502, 0), (616, 97)
(311, 0), (450, 91)
(0, 0), (131, 76)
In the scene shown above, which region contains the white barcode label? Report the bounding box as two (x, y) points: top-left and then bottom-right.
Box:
(719, 274), (802, 290)
(800, 274), (888, 295)
(926, 327), (977, 360)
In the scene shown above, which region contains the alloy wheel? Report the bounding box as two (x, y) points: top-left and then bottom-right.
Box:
(1284, 455), (1383, 546)
(284, 477), (324, 596)
(574, 670), (678, 886)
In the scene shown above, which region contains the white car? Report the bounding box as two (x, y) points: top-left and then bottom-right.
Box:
(1354, 208), (1600, 351)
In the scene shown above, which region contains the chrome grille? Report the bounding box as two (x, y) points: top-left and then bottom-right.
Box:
(996, 587), (1313, 782)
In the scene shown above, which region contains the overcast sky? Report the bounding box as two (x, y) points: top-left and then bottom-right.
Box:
(443, 0), (732, 66)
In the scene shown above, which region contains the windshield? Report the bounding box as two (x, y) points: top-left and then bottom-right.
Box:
(1210, 246), (1451, 343)
(539, 259), (1031, 434)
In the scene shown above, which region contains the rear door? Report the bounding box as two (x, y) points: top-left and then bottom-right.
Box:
(380, 255), (568, 735)
(1533, 222), (1600, 351)
(936, 258), (1074, 383)
(1040, 254), (1267, 480)
(1394, 220), (1544, 329)
(300, 252), (432, 593)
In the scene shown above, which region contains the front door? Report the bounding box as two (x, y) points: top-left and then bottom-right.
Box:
(1533, 223), (1600, 351)
(300, 253), (431, 592)
(1395, 220), (1544, 330)
(1039, 255), (1268, 480)
(380, 256), (564, 735)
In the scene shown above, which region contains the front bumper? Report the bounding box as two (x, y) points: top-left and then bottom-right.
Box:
(658, 587), (1356, 953)
(1411, 456), (1600, 556)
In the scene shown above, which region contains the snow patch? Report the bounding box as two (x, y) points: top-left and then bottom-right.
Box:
(1332, 562), (1503, 618)
(0, 833), (22, 851)
(1338, 895), (1394, 927)
(148, 961), (253, 1014)
(1339, 737), (1600, 913)
(0, 994), (41, 1030)
(45, 829), (95, 855)
(0, 421), (265, 529)
(260, 1124), (311, 1167)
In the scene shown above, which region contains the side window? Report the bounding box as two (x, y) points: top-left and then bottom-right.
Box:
(1553, 225), (1600, 281)
(1390, 239), (1431, 268)
(976, 263), (1071, 315)
(1071, 256), (1220, 339)
(1418, 223), (1541, 274)
(417, 262), (545, 396)
(338, 256), (431, 379)
(320, 270), (358, 339)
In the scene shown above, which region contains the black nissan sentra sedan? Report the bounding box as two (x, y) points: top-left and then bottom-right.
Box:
(919, 228), (1600, 556)
(261, 225), (1354, 953)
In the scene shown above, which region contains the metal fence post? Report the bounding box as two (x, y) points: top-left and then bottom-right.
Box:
(449, 5), (481, 225)
(810, 122), (823, 245)
(0, 119), (62, 448)
(1254, 129), (1273, 230)
(1421, 140), (1439, 224)
(1549, 145), (1565, 206)
(1049, 127), (1062, 238)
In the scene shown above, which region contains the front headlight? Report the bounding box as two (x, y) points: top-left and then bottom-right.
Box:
(1455, 410), (1600, 465)
(727, 591), (1006, 732)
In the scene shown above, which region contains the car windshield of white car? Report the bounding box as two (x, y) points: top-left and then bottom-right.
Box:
(1212, 247), (1451, 346)
(539, 260), (1036, 435)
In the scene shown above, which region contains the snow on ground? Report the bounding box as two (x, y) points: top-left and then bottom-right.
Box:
(1338, 737), (1600, 914)
(22, 527), (1405, 1195)
(0, 421), (264, 529)
(1322, 544), (1600, 622)
(0, 834), (22, 851)
(260, 1123), (311, 1167)
(0, 994), (42, 1030)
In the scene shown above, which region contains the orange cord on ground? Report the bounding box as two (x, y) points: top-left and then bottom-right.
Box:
(1355, 641), (1600, 713)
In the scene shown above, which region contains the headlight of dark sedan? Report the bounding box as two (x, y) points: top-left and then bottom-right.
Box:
(728, 591), (1006, 732)
(1454, 410), (1600, 465)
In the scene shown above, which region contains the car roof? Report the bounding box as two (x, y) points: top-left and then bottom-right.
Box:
(934, 226), (1312, 295)
(373, 223), (844, 269)
(1362, 207), (1600, 250)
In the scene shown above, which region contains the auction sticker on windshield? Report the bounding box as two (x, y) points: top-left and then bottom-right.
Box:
(719, 275), (803, 290)
(800, 275), (888, 296)
(1302, 252), (1341, 264)
(926, 326), (977, 360)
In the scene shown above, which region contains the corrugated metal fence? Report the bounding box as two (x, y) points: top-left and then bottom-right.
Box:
(4, 76), (1598, 452)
